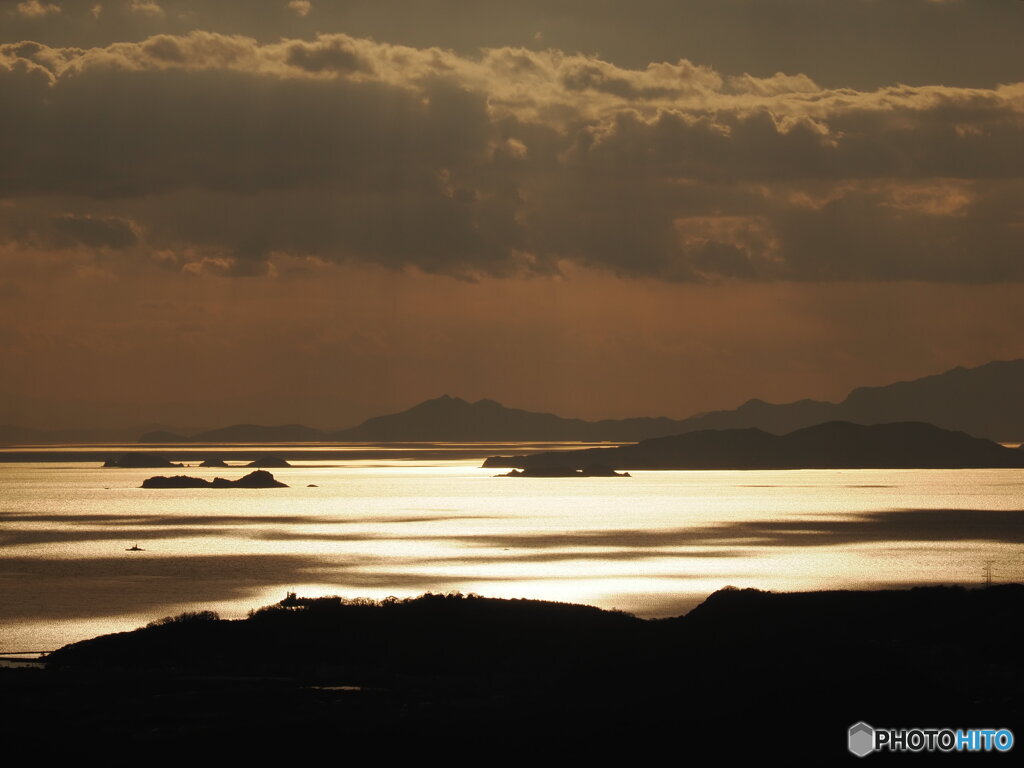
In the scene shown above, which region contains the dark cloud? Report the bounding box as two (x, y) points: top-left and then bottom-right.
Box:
(141, 34), (186, 63)
(285, 36), (371, 74)
(0, 29), (1021, 282)
(560, 62), (679, 100)
(0, 205), (139, 254)
(48, 214), (138, 249)
(4, 1), (1024, 90)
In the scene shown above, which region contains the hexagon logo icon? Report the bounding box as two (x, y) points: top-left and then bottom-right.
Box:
(849, 722), (875, 757)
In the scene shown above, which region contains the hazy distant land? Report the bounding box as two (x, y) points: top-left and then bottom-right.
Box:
(130, 359), (1024, 443)
(4, 357), (1023, 446)
(6, 420), (1022, 474)
(483, 421), (1024, 471)
(122, 357), (1024, 443)
(103, 453), (184, 469)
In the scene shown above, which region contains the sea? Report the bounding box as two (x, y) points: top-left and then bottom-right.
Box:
(2, 443), (1023, 653)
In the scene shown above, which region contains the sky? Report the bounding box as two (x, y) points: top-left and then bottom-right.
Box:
(1, 0), (1023, 430)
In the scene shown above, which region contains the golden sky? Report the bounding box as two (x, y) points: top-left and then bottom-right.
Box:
(2, 0), (1023, 429)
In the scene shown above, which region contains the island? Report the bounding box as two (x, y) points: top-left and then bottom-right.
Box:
(198, 458), (230, 468)
(498, 465), (629, 477)
(141, 470), (288, 488)
(247, 456), (292, 468)
(483, 420), (1024, 471)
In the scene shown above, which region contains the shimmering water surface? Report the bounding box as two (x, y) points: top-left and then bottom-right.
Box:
(2, 445), (1023, 651)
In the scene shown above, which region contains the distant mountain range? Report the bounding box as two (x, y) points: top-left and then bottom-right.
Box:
(3, 358), (1023, 444)
(679, 358), (1024, 442)
(140, 359), (1024, 443)
(335, 396), (691, 442)
(136, 395), (694, 443)
(482, 421), (1024, 471)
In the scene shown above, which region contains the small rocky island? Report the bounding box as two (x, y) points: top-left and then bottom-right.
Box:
(141, 470), (288, 488)
(247, 456), (292, 468)
(499, 465), (630, 477)
(199, 458), (230, 468)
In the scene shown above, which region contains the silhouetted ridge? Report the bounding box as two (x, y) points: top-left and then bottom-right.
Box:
(47, 592), (640, 677)
(126, 358), (1024, 443)
(678, 358), (1024, 440)
(330, 394), (687, 441)
(19, 586), (1024, 758)
(48, 585), (1024, 675)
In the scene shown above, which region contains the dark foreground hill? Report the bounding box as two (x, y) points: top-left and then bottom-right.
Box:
(483, 421), (1024, 470)
(6, 586), (1022, 760)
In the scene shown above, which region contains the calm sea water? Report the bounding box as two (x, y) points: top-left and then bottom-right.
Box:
(2, 445), (1023, 652)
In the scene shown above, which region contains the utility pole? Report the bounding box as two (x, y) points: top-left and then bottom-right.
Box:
(983, 560), (995, 587)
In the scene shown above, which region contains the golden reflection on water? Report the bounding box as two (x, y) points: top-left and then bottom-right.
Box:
(1, 453), (1023, 650)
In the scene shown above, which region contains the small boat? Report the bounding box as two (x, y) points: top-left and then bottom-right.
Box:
(126, 543), (145, 551)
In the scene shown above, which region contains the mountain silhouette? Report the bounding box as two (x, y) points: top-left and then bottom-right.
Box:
(129, 358), (1024, 444)
(680, 358), (1024, 441)
(338, 359), (1024, 441)
(328, 394), (690, 442)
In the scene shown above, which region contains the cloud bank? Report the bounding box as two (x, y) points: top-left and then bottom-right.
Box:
(0, 28), (1022, 283)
